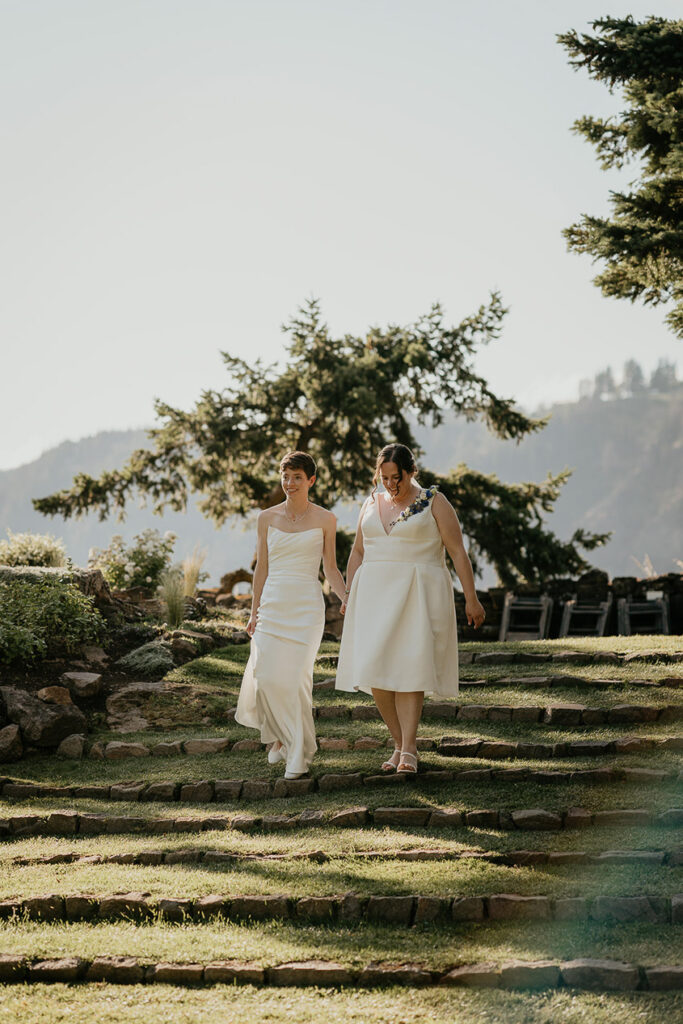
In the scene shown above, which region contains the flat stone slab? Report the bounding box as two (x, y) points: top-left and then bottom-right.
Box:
(560, 958), (640, 990)
(269, 960), (354, 985)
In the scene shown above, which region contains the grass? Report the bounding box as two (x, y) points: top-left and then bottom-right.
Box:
(1, 851), (680, 901)
(4, 985), (683, 1024)
(0, 918), (679, 968)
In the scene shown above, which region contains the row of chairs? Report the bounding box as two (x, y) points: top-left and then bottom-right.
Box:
(499, 592), (671, 641)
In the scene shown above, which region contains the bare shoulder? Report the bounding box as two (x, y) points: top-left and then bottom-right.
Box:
(257, 505), (280, 530)
(309, 503), (336, 523)
(431, 490), (457, 517)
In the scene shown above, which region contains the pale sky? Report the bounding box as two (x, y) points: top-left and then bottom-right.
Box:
(2, 0), (680, 471)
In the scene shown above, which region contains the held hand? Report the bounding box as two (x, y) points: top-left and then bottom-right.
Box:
(246, 615), (257, 638)
(340, 601), (347, 615)
(465, 597), (486, 629)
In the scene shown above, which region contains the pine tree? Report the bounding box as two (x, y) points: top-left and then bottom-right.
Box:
(622, 358), (646, 395)
(649, 357), (678, 391)
(559, 16), (683, 337)
(33, 298), (609, 587)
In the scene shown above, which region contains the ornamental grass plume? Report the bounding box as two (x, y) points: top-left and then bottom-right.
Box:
(158, 568), (185, 628)
(182, 545), (208, 597)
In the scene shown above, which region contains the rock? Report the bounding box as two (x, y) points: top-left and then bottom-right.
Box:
(499, 960), (561, 989)
(98, 892), (152, 921)
(110, 782), (146, 801)
(105, 681), (165, 732)
(457, 705), (489, 721)
(214, 780), (243, 802)
(414, 897), (448, 922)
(465, 810), (499, 827)
(511, 808), (562, 831)
(592, 809), (651, 827)
(428, 809), (463, 828)
(553, 898), (588, 920)
(242, 780), (272, 800)
(36, 686), (73, 705)
(158, 898), (194, 923)
(330, 807), (369, 827)
(56, 734), (85, 759)
(317, 705), (351, 720)
(269, 960), (353, 985)
(230, 814), (261, 832)
(0, 723), (22, 763)
(148, 962), (204, 985)
(373, 807), (431, 827)
(367, 896), (414, 924)
(27, 957), (87, 982)
(488, 895), (551, 920)
(295, 897), (338, 922)
(61, 671), (102, 698)
(670, 894), (683, 923)
(65, 896), (98, 921)
(88, 741), (106, 759)
(477, 742), (517, 760)
(591, 897), (659, 923)
(441, 963), (500, 987)
(440, 740), (482, 757)
(180, 781), (214, 802)
(318, 773), (363, 793)
(142, 782), (178, 802)
(351, 705), (381, 720)
(645, 966), (683, 990)
(0, 687), (86, 747)
(358, 962), (433, 986)
(104, 741), (150, 759)
(273, 777), (316, 798)
(0, 954), (26, 982)
(182, 737), (230, 755)
(229, 895), (290, 921)
(204, 960), (265, 984)
(87, 956), (144, 983)
(560, 958), (639, 990)
(231, 739), (262, 752)
(451, 897), (485, 921)
(565, 807), (592, 828)
(543, 704), (585, 726)
(80, 645), (109, 667)
(151, 741), (183, 756)
(24, 895), (65, 921)
(46, 811), (79, 835)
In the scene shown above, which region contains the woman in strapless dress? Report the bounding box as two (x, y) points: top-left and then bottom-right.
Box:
(236, 451), (346, 779)
(336, 443), (485, 773)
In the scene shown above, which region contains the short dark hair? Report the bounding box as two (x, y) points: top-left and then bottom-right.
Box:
(279, 450), (317, 478)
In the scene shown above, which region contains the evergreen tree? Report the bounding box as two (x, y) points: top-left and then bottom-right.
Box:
(34, 298), (609, 587)
(593, 366), (617, 399)
(622, 358), (646, 394)
(559, 17), (683, 337)
(649, 356), (678, 391)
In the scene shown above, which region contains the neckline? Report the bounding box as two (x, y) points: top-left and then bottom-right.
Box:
(376, 487), (426, 537)
(268, 525), (324, 537)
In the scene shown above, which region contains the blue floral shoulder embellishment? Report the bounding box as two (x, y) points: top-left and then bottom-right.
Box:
(389, 485), (437, 528)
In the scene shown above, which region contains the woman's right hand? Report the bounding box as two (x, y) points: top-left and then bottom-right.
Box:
(246, 615), (257, 637)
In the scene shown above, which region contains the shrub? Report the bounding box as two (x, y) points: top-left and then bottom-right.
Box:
(0, 576), (104, 665)
(182, 545), (209, 597)
(115, 640), (175, 678)
(158, 568), (185, 628)
(88, 528), (176, 590)
(0, 529), (67, 567)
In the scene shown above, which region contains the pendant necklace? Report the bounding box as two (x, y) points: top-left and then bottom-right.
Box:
(285, 500), (310, 524)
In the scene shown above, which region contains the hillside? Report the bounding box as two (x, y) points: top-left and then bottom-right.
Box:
(1, 387), (682, 584)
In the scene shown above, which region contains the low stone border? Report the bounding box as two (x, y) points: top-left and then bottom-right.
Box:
(317, 651), (683, 669)
(457, 675), (683, 690)
(1, 763), (680, 810)
(63, 730), (683, 762)
(0, 890), (681, 926)
(11, 846), (683, 869)
(0, 953), (681, 990)
(1, 805), (681, 838)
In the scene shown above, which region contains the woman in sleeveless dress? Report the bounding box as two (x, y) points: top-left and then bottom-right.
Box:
(236, 451), (347, 779)
(336, 443), (485, 773)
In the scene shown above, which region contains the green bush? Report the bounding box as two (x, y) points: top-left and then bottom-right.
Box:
(0, 529), (67, 567)
(88, 528), (176, 590)
(0, 577), (104, 665)
(115, 640), (175, 678)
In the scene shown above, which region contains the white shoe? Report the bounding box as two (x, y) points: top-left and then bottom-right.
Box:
(284, 769), (306, 780)
(267, 743), (286, 765)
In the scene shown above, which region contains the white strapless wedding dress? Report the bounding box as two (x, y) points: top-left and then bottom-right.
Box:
(235, 526), (324, 774)
(336, 487), (459, 697)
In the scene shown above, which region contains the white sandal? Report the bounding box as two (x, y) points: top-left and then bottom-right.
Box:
(381, 748), (402, 773)
(267, 742), (286, 765)
(397, 751), (418, 774)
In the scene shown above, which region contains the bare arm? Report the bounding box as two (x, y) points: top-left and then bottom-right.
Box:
(322, 514), (347, 603)
(431, 492), (485, 629)
(341, 499), (368, 612)
(246, 513), (270, 637)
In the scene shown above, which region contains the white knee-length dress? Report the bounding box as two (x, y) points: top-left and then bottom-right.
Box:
(236, 527), (325, 774)
(335, 487), (458, 696)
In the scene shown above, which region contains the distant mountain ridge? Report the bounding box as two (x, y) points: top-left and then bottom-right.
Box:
(1, 386), (682, 585)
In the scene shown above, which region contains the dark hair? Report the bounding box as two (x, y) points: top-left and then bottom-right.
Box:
(372, 443), (417, 498)
(279, 450), (316, 479)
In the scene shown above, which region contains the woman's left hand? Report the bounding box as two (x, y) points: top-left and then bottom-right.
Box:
(465, 597), (486, 629)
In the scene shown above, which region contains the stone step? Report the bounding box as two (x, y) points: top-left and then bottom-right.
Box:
(1, 890), (681, 927)
(316, 650), (683, 668)
(2, 805), (681, 838)
(11, 846), (682, 869)
(1, 953), (681, 991)
(457, 675), (683, 690)
(1, 763), (680, 809)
